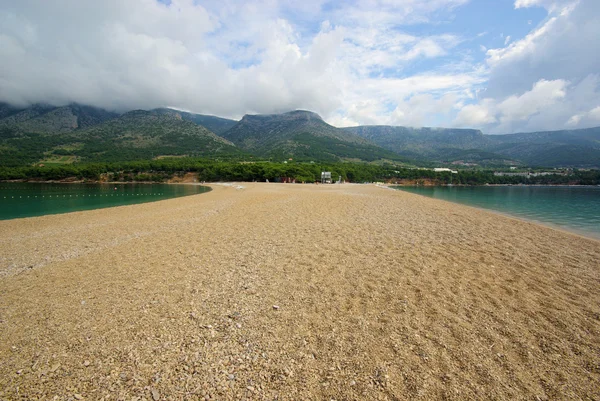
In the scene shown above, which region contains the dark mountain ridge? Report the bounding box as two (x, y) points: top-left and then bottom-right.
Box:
(221, 110), (401, 162)
(152, 108), (238, 135)
(0, 102), (119, 133)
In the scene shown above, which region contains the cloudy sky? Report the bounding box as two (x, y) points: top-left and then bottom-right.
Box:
(0, 0), (598, 133)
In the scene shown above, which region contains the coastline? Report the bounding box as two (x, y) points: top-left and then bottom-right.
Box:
(389, 184), (600, 241)
(3, 177), (600, 187)
(3, 180), (599, 240)
(0, 181), (212, 221)
(392, 183), (600, 187)
(1, 183), (599, 399)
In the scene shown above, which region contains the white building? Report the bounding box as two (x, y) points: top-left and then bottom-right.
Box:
(433, 168), (458, 174)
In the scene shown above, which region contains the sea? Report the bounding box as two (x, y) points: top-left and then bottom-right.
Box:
(0, 182), (211, 220)
(392, 185), (600, 239)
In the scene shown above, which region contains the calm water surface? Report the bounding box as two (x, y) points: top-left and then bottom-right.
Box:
(392, 185), (600, 239)
(0, 183), (211, 220)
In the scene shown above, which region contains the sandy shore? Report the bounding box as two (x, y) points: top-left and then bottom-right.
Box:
(0, 183), (599, 400)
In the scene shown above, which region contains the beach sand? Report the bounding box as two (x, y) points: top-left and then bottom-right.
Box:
(0, 183), (599, 400)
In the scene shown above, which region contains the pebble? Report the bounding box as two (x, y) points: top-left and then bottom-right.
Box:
(228, 374), (235, 380)
(84, 360), (91, 367)
(272, 305), (280, 310)
(74, 395), (83, 400)
(151, 388), (160, 401)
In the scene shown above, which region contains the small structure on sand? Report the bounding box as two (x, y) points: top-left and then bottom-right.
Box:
(321, 171), (332, 184)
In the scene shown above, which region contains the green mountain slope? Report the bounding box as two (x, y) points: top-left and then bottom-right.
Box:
(342, 125), (513, 165)
(485, 127), (600, 167)
(180, 112), (237, 135)
(344, 125), (600, 167)
(75, 110), (241, 162)
(222, 110), (402, 162)
(152, 108), (238, 135)
(0, 109), (242, 166)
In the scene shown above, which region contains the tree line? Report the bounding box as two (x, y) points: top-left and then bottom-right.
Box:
(0, 158), (599, 185)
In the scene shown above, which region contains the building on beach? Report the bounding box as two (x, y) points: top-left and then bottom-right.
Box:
(321, 171), (332, 184)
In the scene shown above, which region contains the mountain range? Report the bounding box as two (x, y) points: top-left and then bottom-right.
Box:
(1, 102), (599, 168)
(343, 125), (600, 167)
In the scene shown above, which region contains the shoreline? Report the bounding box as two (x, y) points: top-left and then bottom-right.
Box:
(392, 183), (600, 187)
(2, 177), (600, 187)
(2, 181), (599, 240)
(385, 184), (600, 241)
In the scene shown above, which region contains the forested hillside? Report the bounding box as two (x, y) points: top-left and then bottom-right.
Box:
(0, 109), (242, 166)
(221, 110), (403, 162)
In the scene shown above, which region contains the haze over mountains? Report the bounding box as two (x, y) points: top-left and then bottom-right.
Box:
(1, 102), (599, 168)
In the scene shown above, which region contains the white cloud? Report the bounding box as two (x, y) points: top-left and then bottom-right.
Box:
(454, 79), (568, 131)
(454, 99), (498, 126)
(486, 0), (599, 99)
(0, 0), (475, 123)
(331, 0), (470, 26)
(514, 0), (578, 13)
(1, 0), (598, 135)
(390, 93), (459, 127)
(328, 69), (485, 127)
(590, 106), (600, 120)
(567, 105), (600, 126)
(338, 27), (461, 80)
(496, 79), (567, 123)
(486, 17), (558, 70)
(470, 0), (600, 132)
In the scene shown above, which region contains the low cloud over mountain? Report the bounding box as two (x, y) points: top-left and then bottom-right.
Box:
(0, 0), (598, 133)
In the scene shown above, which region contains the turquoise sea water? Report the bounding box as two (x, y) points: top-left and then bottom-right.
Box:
(0, 183), (211, 220)
(392, 185), (600, 239)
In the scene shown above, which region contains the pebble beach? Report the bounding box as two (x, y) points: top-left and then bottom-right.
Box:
(0, 183), (599, 400)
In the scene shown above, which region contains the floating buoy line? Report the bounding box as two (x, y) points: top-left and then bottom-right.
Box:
(2, 193), (165, 200)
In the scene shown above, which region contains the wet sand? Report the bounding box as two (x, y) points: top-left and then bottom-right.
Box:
(0, 183), (599, 400)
